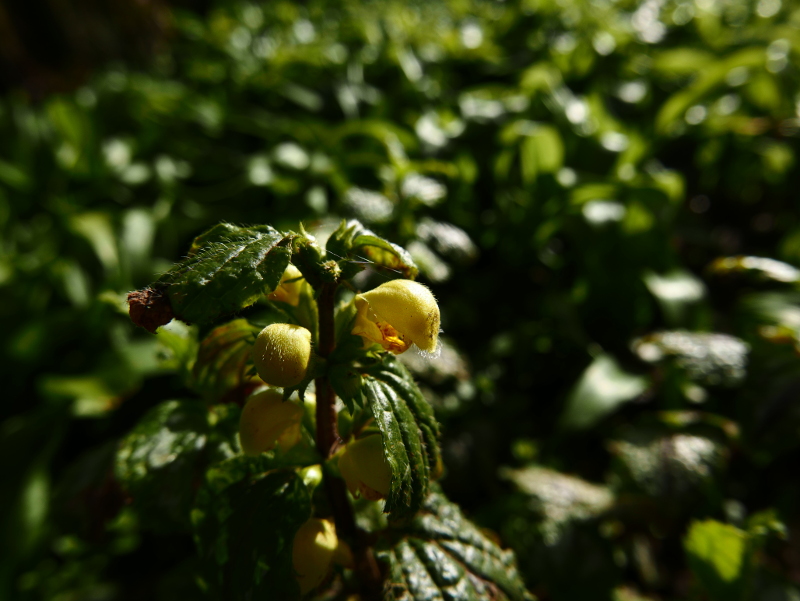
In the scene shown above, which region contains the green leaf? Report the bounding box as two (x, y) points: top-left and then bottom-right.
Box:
(115, 400), (212, 531)
(708, 256), (800, 284)
(362, 356), (441, 519)
(500, 466), (614, 546)
(377, 488), (534, 601)
(326, 220), (418, 280)
(632, 331), (748, 387)
(610, 430), (725, 499)
(151, 223), (293, 325)
(684, 519), (750, 601)
(192, 469), (310, 601)
(190, 319), (260, 402)
(559, 354), (648, 430)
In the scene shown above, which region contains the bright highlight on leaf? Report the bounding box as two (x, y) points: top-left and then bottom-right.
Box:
(352, 279), (440, 354)
(338, 434), (392, 501)
(252, 323), (312, 388)
(238, 389), (304, 455)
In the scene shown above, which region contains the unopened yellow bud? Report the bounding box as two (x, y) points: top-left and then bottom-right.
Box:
(268, 264), (306, 306)
(338, 434), (391, 501)
(252, 323), (312, 388)
(238, 389), (304, 455)
(292, 518), (338, 595)
(351, 280), (440, 354)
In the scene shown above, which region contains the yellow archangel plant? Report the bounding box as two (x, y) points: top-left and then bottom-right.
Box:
(351, 279), (440, 354)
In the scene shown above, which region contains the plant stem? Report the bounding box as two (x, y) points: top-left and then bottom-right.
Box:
(315, 283), (339, 459)
(314, 282), (382, 597)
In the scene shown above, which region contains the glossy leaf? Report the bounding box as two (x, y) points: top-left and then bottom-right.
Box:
(377, 488), (534, 601)
(115, 400), (212, 531)
(500, 466), (614, 545)
(632, 331), (748, 387)
(326, 219), (418, 280)
(708, 256), (800, 284)
(192, 469), (310, 600)
(139, 223), (293, 326)
(362, 355), (441, 519)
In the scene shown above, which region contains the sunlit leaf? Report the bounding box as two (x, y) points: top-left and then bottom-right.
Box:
(361, 356), (441, 519)
(560, 354), (648, 430)
(684, 519), (749, 601)
(326, 219), (418, 280)
(138, 223), (293, 326)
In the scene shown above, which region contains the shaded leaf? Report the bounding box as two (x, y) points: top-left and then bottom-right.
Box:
(191, 319), (260, 402)
(362, 355), (441, 519)
(610, 430), (725, 499)
(377, 487), (534, 601)
(149, 223), (293, 325)
(500, 466), (614, 545)
(192, 469), (309, 601)
(115, 400), (212, 531)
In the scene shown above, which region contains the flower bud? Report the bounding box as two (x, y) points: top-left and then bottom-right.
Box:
(238, 389), (303, 455)
(337, 434), (391, 501)
(268, 264), (306, 306)
(292, 518), (338, 595)
(351, 280), (440, 354)
(252, 323), (312, 388)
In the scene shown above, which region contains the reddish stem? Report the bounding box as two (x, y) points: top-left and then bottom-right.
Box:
(315, 283), (339, 459)
(314, 282), (382, 597)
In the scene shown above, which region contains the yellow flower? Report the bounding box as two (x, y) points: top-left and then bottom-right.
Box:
(337, 434), (391, 501)
(238, 389), (304, 455)
(252, 323), (312, 388)
(351, 279), (440, 354)
(292, 518), (338, 595)
(268, 264), (306, 306)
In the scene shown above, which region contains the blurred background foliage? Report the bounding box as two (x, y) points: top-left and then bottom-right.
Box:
(2, 0), (800, 599)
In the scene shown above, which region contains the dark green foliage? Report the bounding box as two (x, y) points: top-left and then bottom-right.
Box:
(191, 319), (261, 402)
(192, 469), (310, 600)
(115, 400), (239, 532)
(377, 487), (532, 601)
(4, 0), (800, 599)
(363, 356), (441, 519)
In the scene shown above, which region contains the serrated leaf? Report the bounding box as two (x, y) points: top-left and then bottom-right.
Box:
(610, 430), (725, 499)
(326, 219), (418, 279)
(191, 319), (260, 402)
(684, 519), (750, 601)
(192, 469), (310, 600)
(500, 466), (614, 546)
(362, 356), (441, 519)
(146, 223), (293, 325)
(115, 400), (211, 531)
(377, 488), (534, 601)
